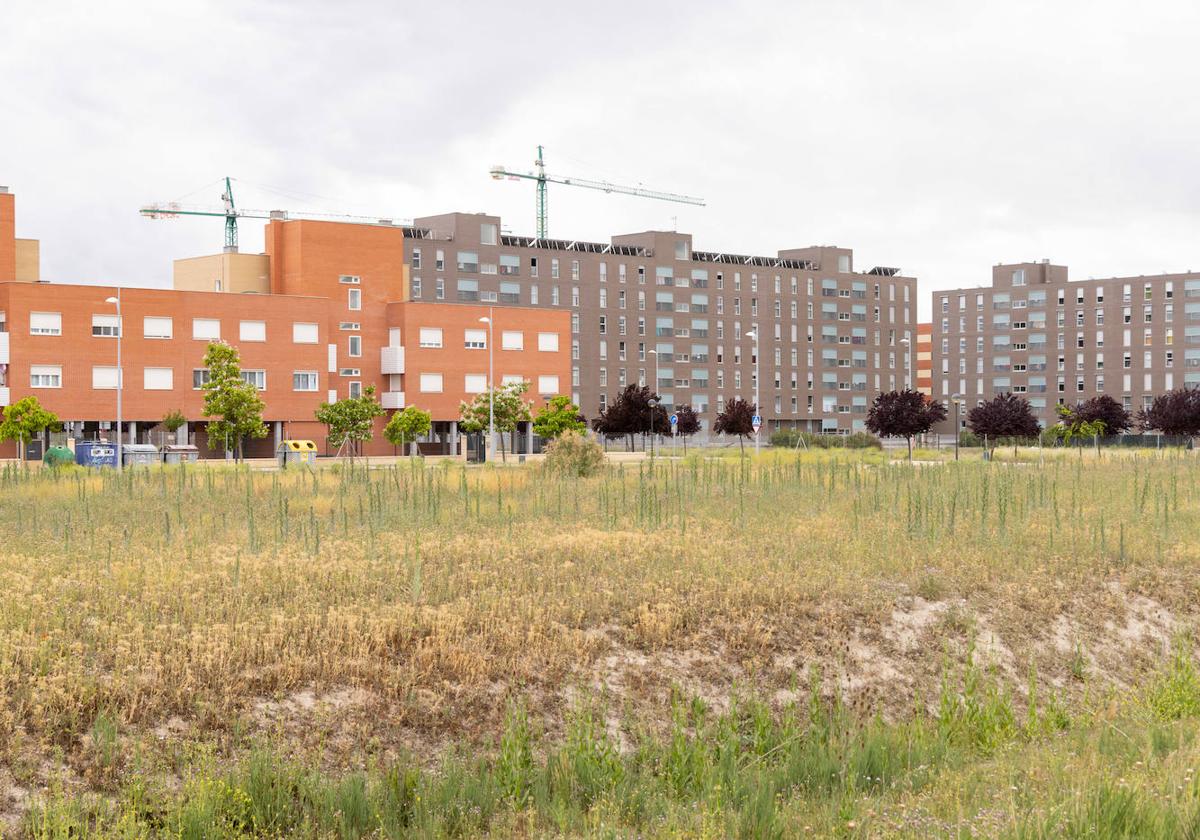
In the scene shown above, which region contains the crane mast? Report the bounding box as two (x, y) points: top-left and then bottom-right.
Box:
(490, 147), (704, 239)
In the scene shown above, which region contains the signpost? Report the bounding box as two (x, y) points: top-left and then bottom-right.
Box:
(751, 414), (762, 433)
(669, 413), (678, 457)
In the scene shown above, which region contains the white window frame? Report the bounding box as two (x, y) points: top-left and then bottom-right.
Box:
(292, 322), (319, 344)
(192, 318), (221, 341)
(239, 320), (266, 342)
(30, 312), (62, 336)
(143, 316), (173, 339)
(293, 371), (319, 392)
(501, 330), (524, 351)
(30, 364), (62, 388)
(418, 327), (443, 348)
(537, 332), (559, 352)
(143, 367), (174, 391)
(348, 288), (362, 310)
(419, 372), (443, 393)
(537, 375), (560, 394)
(464, 373), (488, 393)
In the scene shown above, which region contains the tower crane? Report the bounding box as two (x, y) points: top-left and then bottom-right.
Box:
(489, 146), (705, 240)
(139, 177), (427, 252)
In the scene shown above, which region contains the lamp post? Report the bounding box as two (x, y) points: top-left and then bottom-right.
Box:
(104, 290), (123, 471)
(951, 392), (962, 461)
(478, 312), (494, 462)
(648, 348), (659, 457)
(745, 329), (759, 455)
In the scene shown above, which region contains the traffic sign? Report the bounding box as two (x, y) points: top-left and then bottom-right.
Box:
(669, 413), (678, 426)
(751, 414), (762, 433)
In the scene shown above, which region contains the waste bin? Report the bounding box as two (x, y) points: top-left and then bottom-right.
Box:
(278, 439), (317, 466)
(122, 443), (160, 467)
(44, 446), (75, 468)
(163, 444), (199, 464)
(75, 440), (118, 468)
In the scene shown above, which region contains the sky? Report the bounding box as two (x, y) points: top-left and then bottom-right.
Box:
(3, 0), (1200, 320)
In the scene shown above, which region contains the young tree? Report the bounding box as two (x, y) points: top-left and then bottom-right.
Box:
(162, 409), (188, 445)
(532, 394), (586, 440)
(1050, 404), (1106, 454)
(672, 404), (701, 454)
(714, 397), (756, 454)
(459, 381), (532, 462)
(200, 341), (267, 462)
(1139, 388), (1200, 437)
(865, 389), (947, 460)
(1069, 395), (1131, 436)
(315, 385), (385, 461)
(0, 396), (60, 462)
(384, 405), (432, 457)
(590, 384), (662, 451)
(967, 392), (1040, 457)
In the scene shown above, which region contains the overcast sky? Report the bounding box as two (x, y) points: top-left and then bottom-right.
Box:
(4, 0), (1200, 319)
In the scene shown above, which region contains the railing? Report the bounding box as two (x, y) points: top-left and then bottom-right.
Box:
(380, 346), (405, 375)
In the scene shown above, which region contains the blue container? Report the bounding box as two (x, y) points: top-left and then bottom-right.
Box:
(75, 440), (118, 468)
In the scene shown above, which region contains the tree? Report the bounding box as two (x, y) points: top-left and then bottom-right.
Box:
(459, 381), (532, 462)
(1139, 388), (1200, 437)
(200, 342), (268, 462)
(384, 405), (432, 457)
(162, 409), (188, 444)
(673, 404), (701, 454)
(967, 393), (1040, 457)
(1069, 395), (1131, 435)
(0, 396), (59, 462)
(865, 389), (947, 460)
(590, 384), (664, 451)
(714, 397), (756, 454)
(1050, 403), (1106, 454)
(532, 395), (586, 440)
(316, 385), (385, 461)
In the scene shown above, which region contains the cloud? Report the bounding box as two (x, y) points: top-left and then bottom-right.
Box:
(2, 0), (1199, 316)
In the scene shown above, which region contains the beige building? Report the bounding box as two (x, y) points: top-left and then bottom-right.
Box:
(403, 213), (918, 434)
(932, 261), (1200, 428)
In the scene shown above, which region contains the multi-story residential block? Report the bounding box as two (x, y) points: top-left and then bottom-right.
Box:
(0, 189), (570, 458)
(932, 260), (1200, 430)
(403, 213), (918, 434)
(915, 323), (932, 395)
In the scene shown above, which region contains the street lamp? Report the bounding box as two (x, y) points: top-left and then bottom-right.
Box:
(745, 329), (759, 455)
(104, 291), (123, 471)
(478, 312), (495, 462)
(951, 392), (962, 461)
(648, 349), (659, 457)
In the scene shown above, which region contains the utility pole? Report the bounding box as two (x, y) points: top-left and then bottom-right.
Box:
(479, 311), (495, 461)
(104, 289), (123, 471)
(746, 329), (760, 455)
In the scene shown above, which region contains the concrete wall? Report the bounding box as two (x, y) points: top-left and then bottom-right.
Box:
(14, 239), (38, 282)
(173, 253), (270, 294)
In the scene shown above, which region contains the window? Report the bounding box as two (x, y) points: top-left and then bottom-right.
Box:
(192, 318), (220, 340)
(537, 375), (560, 395)
(192, 369), (210, 389)
(292, 322), (318, 344)
(31, 312), (62, 335)
(480, 223), (497, 245)
(338, 275), (361, 284)
(140, 367), (173, 390)
(501, 331), (523, 350)
(538, 332), (560, 352)
(419, 327), (443, 348)
(419, 372), (443, 393)
(30, 364), (62, 388)
(342, 287), (360, 311)
(141, 316), (172, 339)
(339, 368), (361, 378)
(464, 373), (488, 393)
(348, 381), (363, 399)
(293, 371), (319, 391)
(240, 370), (266, 390)
(348, 335), (362, 357)
(92, 366), (118, 389)
(464, 328), (487, 349)
(91, 314), (120, 337)
(238, 320), (266, 342)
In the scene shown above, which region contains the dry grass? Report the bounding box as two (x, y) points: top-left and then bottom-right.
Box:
(1, 452), (1199, 835)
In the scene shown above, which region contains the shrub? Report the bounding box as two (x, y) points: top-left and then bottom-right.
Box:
(958, 430), (983, 448)
(768, 429), (881, 450)
(844, 431), (883, 450)
(542, 431), (604, 477)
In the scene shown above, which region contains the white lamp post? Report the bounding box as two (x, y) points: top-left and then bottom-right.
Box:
(745, 329), (759, 455)
(104, 290), (123, 471)
(648, 349), (659, 457)
(951, 392), (962, 461)
(478, 312), (494, 461)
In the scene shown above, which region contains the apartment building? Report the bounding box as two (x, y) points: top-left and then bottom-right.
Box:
(915, 323), (932, 395)
(404, 213), (918, 434)
(0, 190), (570, 458)
(932, 261), (1200, 429)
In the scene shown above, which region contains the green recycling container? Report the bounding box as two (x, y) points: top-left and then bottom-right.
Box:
(44, 446), (75, 468)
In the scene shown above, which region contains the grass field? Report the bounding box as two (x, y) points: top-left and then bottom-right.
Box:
(3, 450), (1200, 837)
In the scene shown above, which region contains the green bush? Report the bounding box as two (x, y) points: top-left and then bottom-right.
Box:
(542, 431), (605, 477)
(959, 430), (983, 448)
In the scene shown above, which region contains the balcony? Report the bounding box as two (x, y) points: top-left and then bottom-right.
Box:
(0, 387), (9, 407)
(0, 332), (8, 364)
(381, 391), (405, 410)
(381, 346), (405, 374)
